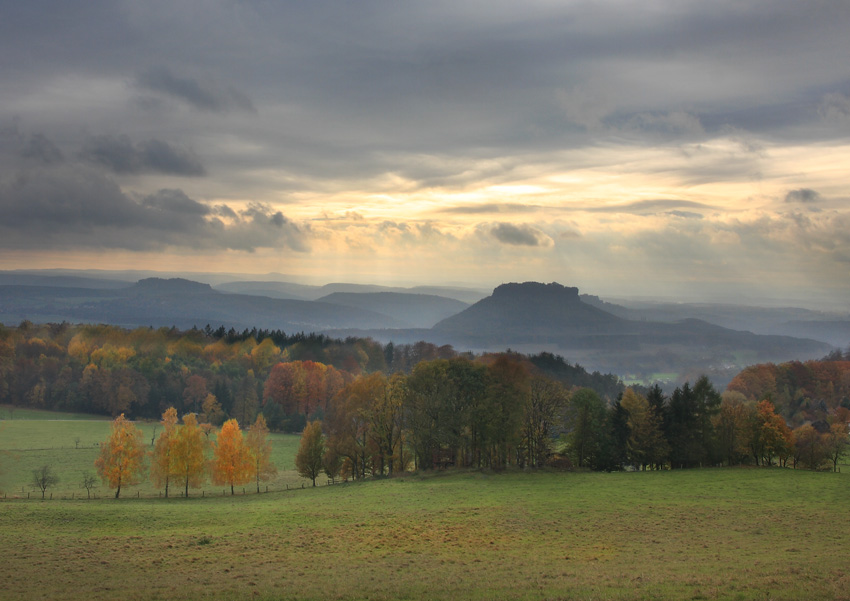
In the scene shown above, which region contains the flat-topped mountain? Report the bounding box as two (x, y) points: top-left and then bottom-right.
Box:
(427, 282), (831, 374)
(433, 282), (625, 343)
(131, 277), (214, 295)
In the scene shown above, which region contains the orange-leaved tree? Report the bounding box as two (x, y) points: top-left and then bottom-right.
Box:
(246, 414), (277, 493)
(173, 412), (207, 497)
(95, 413), (146, 498)
(211, 419), (252, 495)
(150, 407), (178, 497)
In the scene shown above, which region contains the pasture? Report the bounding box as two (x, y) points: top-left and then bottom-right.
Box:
(2, 466), (849, 600)
(2, 413), (849, 600)
(0, 412), (304, 497)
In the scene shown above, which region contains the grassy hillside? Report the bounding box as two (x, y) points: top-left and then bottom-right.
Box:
(1, 467), (848, 600)
(0, 415), (303, 497)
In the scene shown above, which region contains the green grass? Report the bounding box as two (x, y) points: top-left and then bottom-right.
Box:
(0, 414), (304, 498)
(1, 468), (849, 600)
(0, 405), (112, 421)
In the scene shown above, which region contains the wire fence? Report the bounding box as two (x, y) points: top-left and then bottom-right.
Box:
(1, 477), (347, 502)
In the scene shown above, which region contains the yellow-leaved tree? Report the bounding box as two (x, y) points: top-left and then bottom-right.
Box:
(95, 413), (146, 498)
(211, 419), (252, 495)
(246, 414), (277, 493)
(173, 412), (207, 497)
(150, 407), (178, 497)
(295, 420), (325, 487)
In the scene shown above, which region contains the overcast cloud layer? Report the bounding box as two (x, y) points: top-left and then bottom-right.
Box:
(1, 0), (848, 307)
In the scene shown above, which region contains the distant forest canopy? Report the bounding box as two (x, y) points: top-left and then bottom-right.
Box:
(727, 354), (850, 427)
(0, 321), (622, 426)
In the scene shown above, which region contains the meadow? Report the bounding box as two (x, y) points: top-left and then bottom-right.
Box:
(0, 409), (304, 498)
(2, 413), (849, 600)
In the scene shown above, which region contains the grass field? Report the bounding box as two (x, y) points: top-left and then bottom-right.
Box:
(3, 415), (850, 600)
(2, 468), (849, 601)
(0, 413), (305, 497)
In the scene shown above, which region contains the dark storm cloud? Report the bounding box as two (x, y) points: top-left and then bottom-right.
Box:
(0, 165), (305, 252)
(21, 134), (64, 165)
(785, 189), (821, 204)
(491, 223), (544, 247)
(80, 135), (206, 176)
(136, 67), (255, 114)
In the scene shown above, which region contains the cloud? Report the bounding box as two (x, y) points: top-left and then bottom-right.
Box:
(491, 222), (549, 247)
(626, 111), (704, 135)
(784, 188), (821, 204)
(819, 92), (850, 123)
(21, 133), (64, 165)
(0, 165), (305, 252)
(441, 203), (542, 215)
(667, 210), (704, 219)
(136, 67), (255, 113)
(586, 199), (713, 215)
(80, 134), (206, 176)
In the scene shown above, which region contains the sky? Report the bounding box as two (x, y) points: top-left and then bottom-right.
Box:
(1, 0), (849, 307)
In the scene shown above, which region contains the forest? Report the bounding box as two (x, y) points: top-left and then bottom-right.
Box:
(2, 321), (848, 482)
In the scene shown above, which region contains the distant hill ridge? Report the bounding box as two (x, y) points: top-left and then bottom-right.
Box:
(132, 278), (215, 294)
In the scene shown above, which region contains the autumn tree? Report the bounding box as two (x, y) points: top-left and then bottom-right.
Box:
(793, 424), (827, 469)
(246, 414), (277, 493)
(755, 400), (792, 466)
(324, 377), (373, 478)
(31, 464), (59, 499)
(211, 419), (252, 495)
(232, 370), (260, 427)
(620, 388), (668, 470)
(322, 446), (343, 483)
(522, 376), (568, 468)
(714, 392), (751, 466)
(296, 420), (325, 486)
(485, 355), (529, 469)
(173, 413), (207, 497)
(823, 422), (848, 472)
(201, 393), (226, 426)
(150, 407), (179, 497)
(95, 413), (147, 498)
(182, 375), (208, 413)
(364, 373), (407, 475)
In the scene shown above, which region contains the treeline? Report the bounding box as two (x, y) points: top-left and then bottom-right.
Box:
(0, 322), (624, 428)
(89, 412), (275, 498)
(727, 358), (850, 426)
(306, 367), (848, 479)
